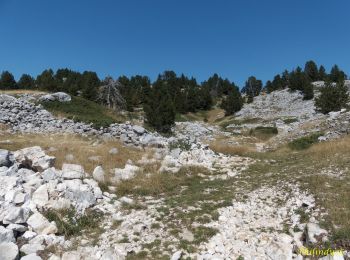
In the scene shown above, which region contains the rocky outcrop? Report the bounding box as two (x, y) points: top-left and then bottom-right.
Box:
(0, 147), (105, 259)
(38, 92), (71, 102)
(0, 94), (166, 147)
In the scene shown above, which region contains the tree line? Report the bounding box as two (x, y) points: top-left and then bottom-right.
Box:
(0, 60), (348, 132)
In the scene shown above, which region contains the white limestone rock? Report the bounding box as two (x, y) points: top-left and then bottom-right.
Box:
(32, 184), (49, 208)
(14, 146), (55, 172)
(92, 166), (105, 183)
(112, 164), (140, 183)
(0, 226), (15, 243)
(27, 212), (58, 235)
(0, 242), (19, 260)
(62, 164), (85, 179)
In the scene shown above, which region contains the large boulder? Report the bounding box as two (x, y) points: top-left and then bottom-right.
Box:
(27, 212), (57, 235)
(0, 226), (15, 243)
(112, 164), (140, 182)
(38, 92), (71, 102)
(92, 166), (105, 183)
(133, 125), (145, 135)
(32, 184), (49, 208)
(61, 164), (85, 179)
(0, 242), (19, 260)
(14, 146), (55, 172)
(2, 206), (30, 224)
(0, 149), (14, 167)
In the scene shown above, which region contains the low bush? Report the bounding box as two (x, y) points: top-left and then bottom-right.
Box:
(283, 118), (298, 124)
(288, 133), (323, 150)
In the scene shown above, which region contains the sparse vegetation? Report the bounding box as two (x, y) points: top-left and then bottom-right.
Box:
(43, 208), (103, 238)
(288, 133), (322, 150)
(40, 96), (123, 128)
(0, 133), (145, 174)
(249, 126), (278, 140)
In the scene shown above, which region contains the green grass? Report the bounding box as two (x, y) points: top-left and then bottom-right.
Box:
(40, 96), (124, 128)
(288, 133), (323, 150)
(282, 118), (298, 124)
(169, 139), (192, 151)
(249, 126), (278, 140)
(43, 208), (103, 238)
(218, 117), (260, 129)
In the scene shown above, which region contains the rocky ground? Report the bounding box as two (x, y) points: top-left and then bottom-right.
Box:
(0, 91), (349, 259)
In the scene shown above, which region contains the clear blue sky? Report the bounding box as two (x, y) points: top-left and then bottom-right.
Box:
(0, 0), (349, 86)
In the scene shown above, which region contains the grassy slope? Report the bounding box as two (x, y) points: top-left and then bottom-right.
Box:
(40, 96), (126, 128)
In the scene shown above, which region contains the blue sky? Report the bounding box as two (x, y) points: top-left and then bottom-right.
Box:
(0, 0), (349, 86)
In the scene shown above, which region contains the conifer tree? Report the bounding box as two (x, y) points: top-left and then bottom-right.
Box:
(315, 81), (348, 114)
(0, 71), (17, 89)
(304, 60), (319, 81)
(329, 65), (347, 83)
(36, 69), (57, 91)
(318, 65), (327, 81)
(221, 87), (243, 116)
(17, 74), (35, 89)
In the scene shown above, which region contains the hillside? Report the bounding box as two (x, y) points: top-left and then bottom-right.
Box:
(0, 90), (349, 260)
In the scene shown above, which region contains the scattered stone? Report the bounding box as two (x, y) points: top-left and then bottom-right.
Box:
(0, 149), (13, 167)
(0, 226), (15, 243)
(92, 166), (105, 183)
(108, 148), (118, 155)
(0, 242), (19, 260)
(112, 164), (140, 182)
(62, 251), (82, 260)
(27, 212), (58, 235)
(306, 222), (328, 244)
(62, 164), (85, 179)
(171, 250), (183, 260)
(65, 154), (75, 162)
(14, 146), (55, 172)
(32, 184), (49, 208)
(20, 243), (45, 255)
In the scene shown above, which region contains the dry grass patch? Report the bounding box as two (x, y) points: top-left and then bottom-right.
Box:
(116, 166), (209, 197)
(0, 89), (48, 95)
(0, 123), (10, 131)
(209, 138), (254, 156)
(308, 135), (350, 159)
(0, 133), (147, 175)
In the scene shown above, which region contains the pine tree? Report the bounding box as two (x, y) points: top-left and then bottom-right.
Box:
(289, 67), (308, 92)
(17, 74), (35, 89)
(143, 85), (175, 133)
(81, 71), (100, 101)
(302, 83), (314, 100)
(36, 69), (57, 91)
(318, 65), (327, 81)
(197, 86), (213, 110)
(0, 71), (17, 89)
(221, 87), (243, 116)
(304, 60), (319, 81)
(315, 81), (349, 114)
(329, 65), (347, 83)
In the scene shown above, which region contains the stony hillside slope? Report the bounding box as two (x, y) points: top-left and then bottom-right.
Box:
(0, 92), (349, 260)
